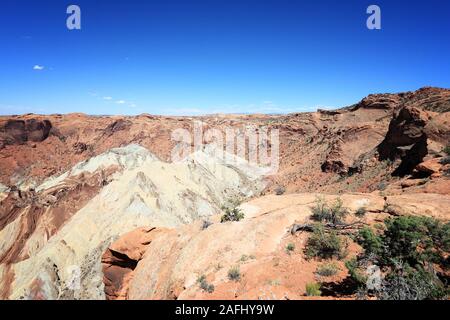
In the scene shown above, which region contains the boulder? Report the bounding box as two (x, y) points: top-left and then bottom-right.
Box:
(1, 119), (52, 145)
(101, 227), (165, 300)
(378, 107), (430, 176)
(415, 158), (442, 174)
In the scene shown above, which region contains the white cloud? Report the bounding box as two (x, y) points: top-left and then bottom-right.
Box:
(33, 65), (45, 71)
(91, 93), (140, 110)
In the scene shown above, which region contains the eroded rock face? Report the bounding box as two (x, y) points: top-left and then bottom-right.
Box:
(0, 87), (448, 195)
(103, 119), (132, 137)
(359, 93), (402, 110)
(102, 227), (166, 300)
(415, 158), (443, 175)
(0, 167), (116, 265)
(1, 144), (267, 300)
(351, 86), (450, 113)
(110, 193), (450, 300)
(1, 119), (52, 145)
(378, 107), (429, 176)
(0, 87), (449, 300)
(385, 193), (450, 219)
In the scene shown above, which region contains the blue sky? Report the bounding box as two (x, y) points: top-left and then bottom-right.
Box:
(0, 0), (449, 115)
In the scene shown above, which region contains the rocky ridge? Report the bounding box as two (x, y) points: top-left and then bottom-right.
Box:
(0, 87), (449, 300)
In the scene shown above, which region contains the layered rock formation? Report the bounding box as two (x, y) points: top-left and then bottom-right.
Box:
(378, 106), (430, 176)
(0, 119), (53, 146)
(1, 144), (266, 299)
(103, 193), (450, 300)
(102, 227), (167, 300)
(0, 87), (449, 300)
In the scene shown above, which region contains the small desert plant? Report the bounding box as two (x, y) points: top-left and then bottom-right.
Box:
(311, 197), (348, 224)
(330, 198), (348, 223)
(201, 220), (212, 230)
(305, 223), (347, 260)
(374, 223), (384, 230)
(311, 197), (330, 222)
(286, 243), (295, 254)
(316, 262), (340, 277)
(197, 275), (215, 293)
(442, 145), (450, 155)
(345, 257), (367, 286)
(445, 167), (450, 177)
(275, 186), (286, 195)
(305, 282), (322, 296)
(239, 254), (255, 262)
(356, 227), (383, 256)
(378, 182), (388, 191)
(382, 159), (394, 167)
(267, 279), (281, 286)
(228, 266), (241, 281)
(355, 207), (367, 218)
(439, 156), (450, 165)
(221, 206), (244, 223)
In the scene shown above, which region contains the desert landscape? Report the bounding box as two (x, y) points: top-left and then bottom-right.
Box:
(0, 86), (449, 300)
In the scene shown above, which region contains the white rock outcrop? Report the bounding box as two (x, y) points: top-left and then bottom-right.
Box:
(6, 144), (267, 300)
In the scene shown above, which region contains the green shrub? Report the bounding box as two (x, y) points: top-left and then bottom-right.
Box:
(197, 275), (214, 293)
(305, 223), (347, 260)
(311, 197), (348, 224)
(239, 254), (255, 262)
(374, 223), (384, 230)
(330, 198), (349, 223)
(316, 262), (340, 277)
(443, 145), (450, 155)
(345, 257), (367, 285)
(286, 243), (295, 254)
(346, 215), (450, 300)
(197, 274), (206, 283)
(228, 266), (241, 281)
(221, 207), (245, 223)
(305, 282), (322, 296)
(356, 227), (383, 256)
(311, 197), (330, 222)
(378, 264), (446, 300)
(381, 216), (450, 267)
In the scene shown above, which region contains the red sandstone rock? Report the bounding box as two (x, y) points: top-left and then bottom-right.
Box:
(101, 227), (167, 300)
(1, 87), (450, 300)
(416, 158), (443, 174)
